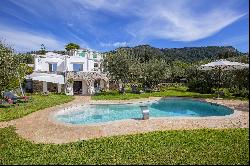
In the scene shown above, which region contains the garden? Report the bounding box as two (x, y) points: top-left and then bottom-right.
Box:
(0, 41), (249, 165)
(93, 47), (249, 100)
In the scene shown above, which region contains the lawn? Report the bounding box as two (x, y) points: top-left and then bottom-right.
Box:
(0, 94), (74, 122)
(92, 86), (248, 100)
(0, 127), (248, 165)
(92, 86), (215, 100)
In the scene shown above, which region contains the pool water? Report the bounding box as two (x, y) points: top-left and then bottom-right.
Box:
(55, 98), (234, 125)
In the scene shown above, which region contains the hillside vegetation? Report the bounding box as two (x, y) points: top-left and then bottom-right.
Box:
(107, 45), (248, 63)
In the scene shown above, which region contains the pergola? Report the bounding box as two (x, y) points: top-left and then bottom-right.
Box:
(26, 72), (65, 93)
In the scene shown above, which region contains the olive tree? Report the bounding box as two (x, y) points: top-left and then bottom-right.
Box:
(141, 59), (170, 88)
(0, 41), (28, 94)
(103, 51), (130, 84)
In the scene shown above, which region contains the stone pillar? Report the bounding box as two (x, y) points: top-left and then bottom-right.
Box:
(57, 84), (61, 93)
(88, 81), (95, 95)
(42, 81), (47, 93)
(100, 80), (105, 89)
(106, 81), (109, 91)
(82, 81), (88, 95)
(65, 83), (73, 95)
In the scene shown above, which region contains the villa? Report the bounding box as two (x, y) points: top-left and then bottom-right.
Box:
(25, 49), (109, 95)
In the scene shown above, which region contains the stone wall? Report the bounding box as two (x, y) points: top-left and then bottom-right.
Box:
(32, 81), (65, 93)
(61, 84), (65, 93)
(32, 80), (43, 92)
(47, 82), (58, 92)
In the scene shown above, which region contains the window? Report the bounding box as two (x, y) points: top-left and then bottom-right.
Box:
(49, 63), (57, 72)
(93, 54), (97, 59)
(73, 63), (83, 71)
(94, 63), (98, 68)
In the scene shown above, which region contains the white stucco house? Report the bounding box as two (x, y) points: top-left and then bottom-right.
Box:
(26, 49), (109, 95)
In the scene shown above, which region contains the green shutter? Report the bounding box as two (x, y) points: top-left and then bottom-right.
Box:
(79, 52), (85, 57)
(93, 54), (97, 58)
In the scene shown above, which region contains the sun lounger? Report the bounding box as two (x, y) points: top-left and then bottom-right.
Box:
(3, 91), (31, 103)
(0, 99), (14, 107)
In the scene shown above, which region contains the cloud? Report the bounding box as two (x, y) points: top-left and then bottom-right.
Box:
(100, 41), (129, 47)
(126, 1), (247, 42)
(0, 0), (248, 52)
(76, 0), (132, 14)
(72, 0), (248, 42)
(0, 25), (65, 52)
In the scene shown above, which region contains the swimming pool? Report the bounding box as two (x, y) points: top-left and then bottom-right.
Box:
(54, 98), (234, 125)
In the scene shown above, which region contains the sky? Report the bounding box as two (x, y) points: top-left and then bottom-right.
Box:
(0, 0), (249, 53)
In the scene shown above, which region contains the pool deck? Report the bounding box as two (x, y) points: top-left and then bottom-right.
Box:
(0, 96), (249, 144)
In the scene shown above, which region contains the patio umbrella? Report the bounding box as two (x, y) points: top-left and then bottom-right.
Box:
(198, 59), (249, 99)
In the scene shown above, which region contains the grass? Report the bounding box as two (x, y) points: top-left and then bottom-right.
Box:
(92, 86), (248, 100)
(92, 86), (215, 100)
(0, 94), (74, 122)
(0, 126), (248, 165)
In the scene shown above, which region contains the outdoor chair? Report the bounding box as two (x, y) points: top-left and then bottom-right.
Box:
(3, 92), (18, 104)
(3, 91), (31, 103)
(4, 92), (31, 103)
(18, 95), (31, 102)
(0, 98), (14, 107)
(15, 92), (31, 102)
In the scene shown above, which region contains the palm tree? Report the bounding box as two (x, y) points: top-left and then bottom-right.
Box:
(40, 44), (46, 55)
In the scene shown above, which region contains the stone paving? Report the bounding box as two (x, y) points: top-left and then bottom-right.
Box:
(0, 96), (248, 144)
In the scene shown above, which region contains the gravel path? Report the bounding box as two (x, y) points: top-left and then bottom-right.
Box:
(0, 96), (248, 144)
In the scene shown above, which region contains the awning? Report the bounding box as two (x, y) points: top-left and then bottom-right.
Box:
(26, 72), (65, 84)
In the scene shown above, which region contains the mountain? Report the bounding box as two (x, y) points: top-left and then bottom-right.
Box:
(109, 45), (246, 63)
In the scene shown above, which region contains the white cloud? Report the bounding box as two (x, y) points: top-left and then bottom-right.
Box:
(0, 26), (65, 52)
(77, 0), (131, 14)
(100, 41), (129, 47)
(75, 0), (247, 42)
(126, 1), (247, 42)
(1, 0), (248, 51)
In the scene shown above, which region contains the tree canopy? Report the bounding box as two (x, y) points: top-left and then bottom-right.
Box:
(103, 44), (249, 97)
(65, 43), (80, 51)
(110, 45), (242, 63)
(0, 41), (29, 93)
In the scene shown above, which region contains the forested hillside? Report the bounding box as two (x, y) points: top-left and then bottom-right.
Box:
(107, 45), (247, 62)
